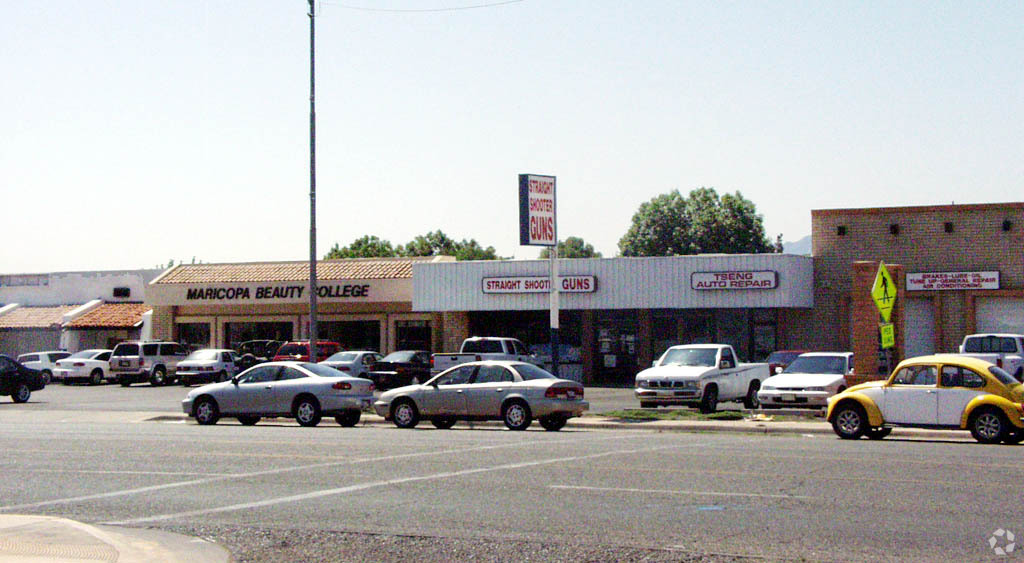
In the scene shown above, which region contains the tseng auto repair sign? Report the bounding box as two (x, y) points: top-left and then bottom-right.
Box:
(519, 174), (556, 246)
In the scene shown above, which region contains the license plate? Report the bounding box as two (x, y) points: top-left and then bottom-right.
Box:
(782, 393), (796, 402)
(119, 360), (129, 367)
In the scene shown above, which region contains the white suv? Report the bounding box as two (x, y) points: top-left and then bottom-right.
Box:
(17, 351), (71, 384)
(109, 341), (188, 386)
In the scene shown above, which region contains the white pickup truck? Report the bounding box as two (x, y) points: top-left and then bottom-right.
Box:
(431, 337), (538, 375)
(958, 333), (1024, 381)
(634, 344), (771, 413)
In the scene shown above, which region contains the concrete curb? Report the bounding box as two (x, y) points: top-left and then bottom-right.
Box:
(153, 412), (972, 440)
(0, 515), (231, 563)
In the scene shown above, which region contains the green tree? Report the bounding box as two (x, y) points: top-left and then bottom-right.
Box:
(397, 230), (501, 261)
(324, 235), (396, 259)
(618, 188), (776, 256)
(539, 236), (602, 259)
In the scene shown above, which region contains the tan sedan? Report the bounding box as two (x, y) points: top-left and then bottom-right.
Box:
(374, 360), (588, 431)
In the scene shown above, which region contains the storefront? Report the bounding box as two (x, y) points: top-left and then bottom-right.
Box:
(146, 258), (448, 354)
(413, 254), (814, 384)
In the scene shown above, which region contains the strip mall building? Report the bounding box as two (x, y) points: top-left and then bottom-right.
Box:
(140, 202), (1024, 385)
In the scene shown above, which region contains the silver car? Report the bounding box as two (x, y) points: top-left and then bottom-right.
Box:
(177, 348), (241, 386)
(319, 350), (382, 378)
(182, 361), (374, 427)
(374, 360), (588, 431)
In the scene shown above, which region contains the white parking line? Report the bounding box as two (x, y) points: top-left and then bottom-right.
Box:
(0, 432), (652, 512)
(549, 485), (816, 500)
(104, 442), (709, 525)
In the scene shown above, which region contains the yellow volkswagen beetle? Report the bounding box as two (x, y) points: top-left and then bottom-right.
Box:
(826, 354), (1024, 444)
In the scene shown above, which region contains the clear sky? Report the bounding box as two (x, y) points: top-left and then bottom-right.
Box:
(3, 1), (1022, 273)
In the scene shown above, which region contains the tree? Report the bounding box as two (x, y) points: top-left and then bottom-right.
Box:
(324, 235), (396, 259)
(397, 230), (501, 261)
(539, 236), (602, 259)
(618, 188), (776, 256)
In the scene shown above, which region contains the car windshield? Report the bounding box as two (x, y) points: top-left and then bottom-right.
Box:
(186, 350), (220, 361)
(276, 344), (307, 356)
(660, 348), (717, 367)
(513, 363), (556, 380)
(461, 340), (505, 354)
(989, 366), (1019, 387)
(382, 351), (417, 362)
(784, 356), (847, 374)
(326, 352), (357, 362)
(301, 363), (344, 378)
(68, 350), (100, 359)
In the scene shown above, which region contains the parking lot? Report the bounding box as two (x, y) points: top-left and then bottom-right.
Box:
(1, 383), (1021, 562)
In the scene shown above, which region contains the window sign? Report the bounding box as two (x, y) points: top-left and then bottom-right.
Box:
(906, 271), (999, 291)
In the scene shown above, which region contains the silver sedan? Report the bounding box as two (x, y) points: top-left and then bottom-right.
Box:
(373, 360), (588, 431)
(182, 361), (374, 427)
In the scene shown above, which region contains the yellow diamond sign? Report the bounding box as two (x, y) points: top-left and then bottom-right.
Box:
(871, 262), (896, 323)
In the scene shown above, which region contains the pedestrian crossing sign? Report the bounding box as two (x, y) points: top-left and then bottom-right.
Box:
(871, 261), (896, 323)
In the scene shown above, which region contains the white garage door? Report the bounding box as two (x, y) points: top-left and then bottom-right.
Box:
(904, 298), (935, 358)
(976, 297), (1024, 334)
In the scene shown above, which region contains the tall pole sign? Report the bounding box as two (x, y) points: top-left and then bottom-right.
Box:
(519, 174), (559, 377)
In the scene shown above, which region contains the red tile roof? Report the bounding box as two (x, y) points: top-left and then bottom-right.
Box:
(0, 306), (77, 329)
(153, 257), (448, 285)
(65, 303), (150, 329)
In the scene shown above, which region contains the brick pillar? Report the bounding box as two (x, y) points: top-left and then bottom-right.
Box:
(850, 261), (905, 386)
(440, 311), (470, 352)
(150, 306), (175, 341)
(638, 309), (653, 373)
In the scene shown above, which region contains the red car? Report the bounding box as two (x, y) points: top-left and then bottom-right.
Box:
(272, 341), (342, 363)
(765, 350), (808, 374)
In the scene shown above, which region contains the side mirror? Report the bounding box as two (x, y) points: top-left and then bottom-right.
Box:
(231, 377), (240, 386)
(719, 360), (732, 369)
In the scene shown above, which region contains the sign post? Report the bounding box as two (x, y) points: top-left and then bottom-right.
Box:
(519, 174), (558, 377)
(871, 262), (897, 369)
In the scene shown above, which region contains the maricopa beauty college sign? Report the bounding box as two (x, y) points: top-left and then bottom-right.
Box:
(147, 279), (410, 306)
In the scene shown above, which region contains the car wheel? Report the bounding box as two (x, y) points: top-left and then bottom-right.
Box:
(539, 415), (567, 432)
(502, 400), (532, 431)
(970, 408), (1008, 444)
(12, 383), (31, 403)
(237, 415), (260, 426)
(639, 401), (656, 409)
(194, 397), (220, 425)
(1003, 429), (1024, 445)
(831, 402), (867, 439)
(392, 399), (420, 429)
(149, 367), (167, 386)
(430, 416), (456, 429)
(335, 410), (361, 427)
(89, 369), (103, 386)
(865, 427), (891, 440)
(294, 396), (322, 427)
(217, 370), (228, 383)
(41, 370), (51, 385)
(743, 381), (761, 409)
(699, 385), (718, 414)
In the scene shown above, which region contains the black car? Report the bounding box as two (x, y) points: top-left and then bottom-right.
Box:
(367, 350), (432, 390)
(235, 340), (284, 370)
(0, 354), (46, 403)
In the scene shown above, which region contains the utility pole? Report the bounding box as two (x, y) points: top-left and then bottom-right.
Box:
(307, 0), (319, 362)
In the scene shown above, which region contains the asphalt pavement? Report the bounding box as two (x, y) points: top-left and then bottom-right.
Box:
(0, 405), (975, 562)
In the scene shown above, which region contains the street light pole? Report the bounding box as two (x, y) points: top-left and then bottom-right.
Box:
(307, 0), (319, 362)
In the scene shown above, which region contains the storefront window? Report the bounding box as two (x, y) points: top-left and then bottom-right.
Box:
(396, 320), (431, 351)
(320, 321), (381, 352)
(176, 323), (210, 351)
(225, 322), (293, 350)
